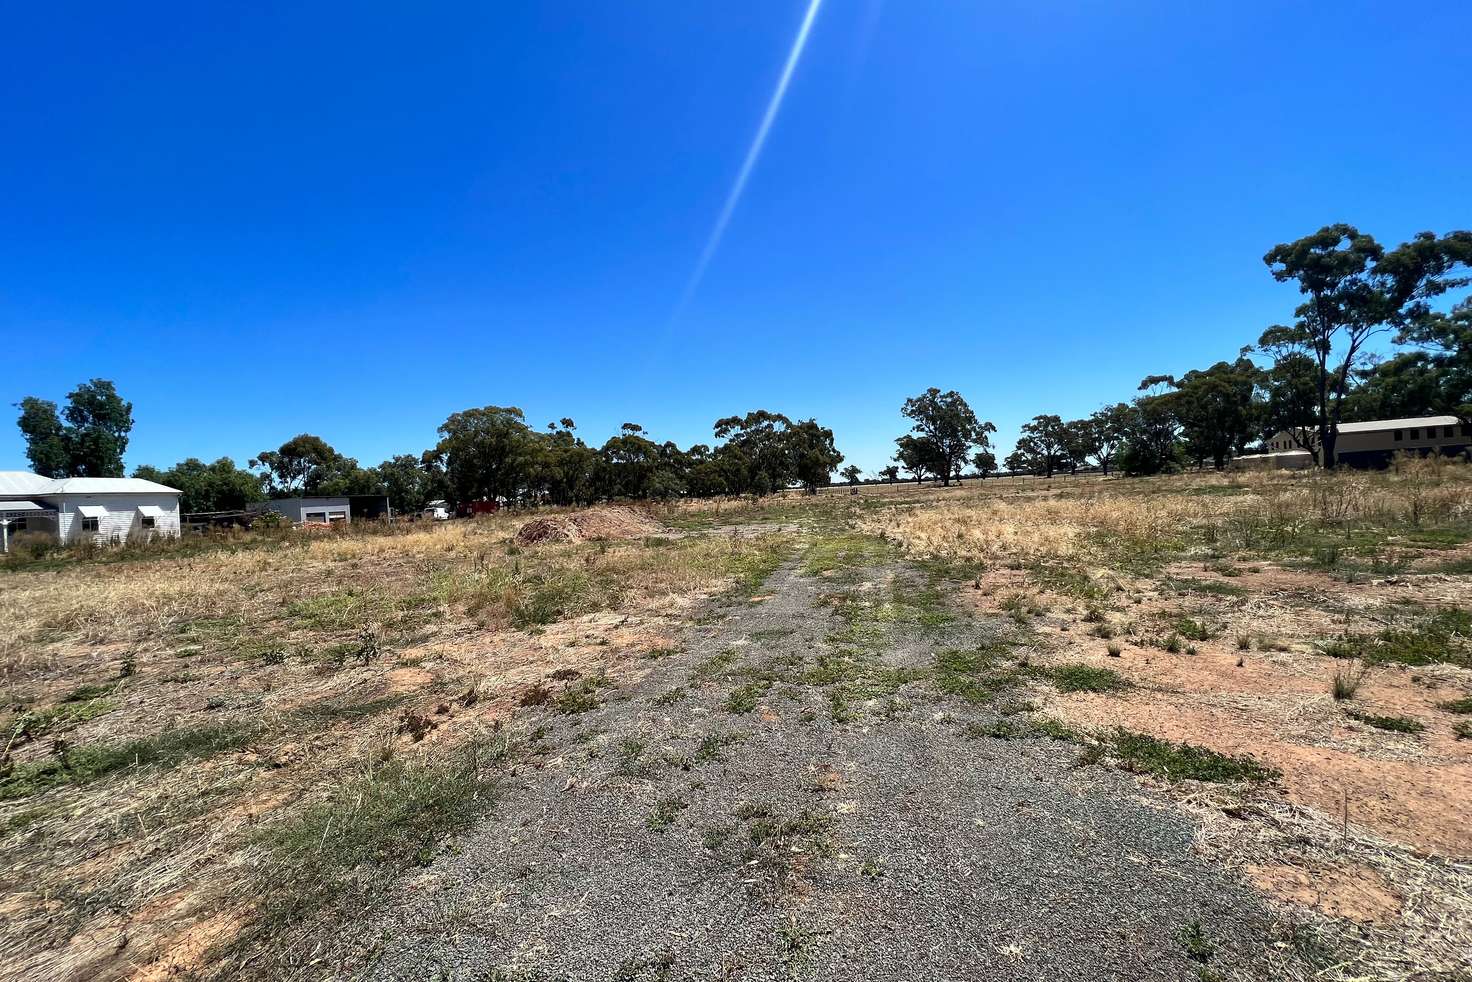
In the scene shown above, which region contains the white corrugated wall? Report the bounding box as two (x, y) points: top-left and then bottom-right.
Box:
(52, 494), (183, 544)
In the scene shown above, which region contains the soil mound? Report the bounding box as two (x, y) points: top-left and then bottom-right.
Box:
(514, 506), (665, 545)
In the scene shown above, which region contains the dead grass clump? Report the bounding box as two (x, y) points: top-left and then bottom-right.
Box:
(1331, 661), (1372, 701)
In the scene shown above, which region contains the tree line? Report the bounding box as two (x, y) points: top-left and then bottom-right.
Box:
(14, 388), (847, 515)
(15, 224), (1469, 509)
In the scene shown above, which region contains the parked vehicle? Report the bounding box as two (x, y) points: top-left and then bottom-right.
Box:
(422, 500), (452, 521)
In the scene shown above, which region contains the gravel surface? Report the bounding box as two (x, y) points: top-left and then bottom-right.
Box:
(329, 557), (1308, 981)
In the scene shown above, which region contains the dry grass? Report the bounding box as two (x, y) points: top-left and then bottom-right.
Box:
(864, 463), (1472, 570)
(0, 511), (793, 981)
(3, 468), (1470, 979)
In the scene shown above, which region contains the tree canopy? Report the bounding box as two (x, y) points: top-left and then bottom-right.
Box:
(16, 379), (134, 477)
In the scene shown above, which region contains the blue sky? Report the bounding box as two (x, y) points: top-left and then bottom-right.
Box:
(3, 2), (1469, 475)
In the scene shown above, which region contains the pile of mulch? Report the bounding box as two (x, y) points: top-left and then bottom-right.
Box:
(514, 506), (666, 545)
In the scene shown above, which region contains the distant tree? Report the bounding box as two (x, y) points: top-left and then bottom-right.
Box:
(1116, 395), (1182, 476)
(250, 434), (343, 497)
(374, 455), (442, 514)
(15, 379), (134, 477)
(1009, 414), (1069, 478)
(972, 449), (996, 480)
(1088, 403), (1132, 476)
(893, 434), (938, 483)
(788, 419), (844, 494)
(711, 411), (841, 496)
(840, 464), (863, 486)
(134, 457), (265, 514)
(526, 421), (599, 505)
(1342, 352), (1444, 423)
(896, 388), (993, 487)
(1147, 359), (1261, 470)
(432, 406), (535, 504)
(1060, 418), (1100, 476)
(878, 465), (900, 484)
(599, 425), (671, 500)
(1257, 225), (1472, 468)
(1257, 352), (1322, 459)
(1394, 295), (1472, 421)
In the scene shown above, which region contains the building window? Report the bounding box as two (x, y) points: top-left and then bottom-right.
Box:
(81, 517), (99, 532)
(305, 511), (327, 522)
(1394, 430), (1403, 441)
(327, 511), (347, 522)
(1445, 425), (1455, 438)
(1409, 429), (1419, 439)
(5, 517), (27, 531)
(141, 516), (156, 529)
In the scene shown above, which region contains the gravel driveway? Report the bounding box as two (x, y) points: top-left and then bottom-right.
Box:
(328, 554), (1308, 981)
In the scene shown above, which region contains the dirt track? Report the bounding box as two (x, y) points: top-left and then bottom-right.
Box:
(327, 555), (1309, 981)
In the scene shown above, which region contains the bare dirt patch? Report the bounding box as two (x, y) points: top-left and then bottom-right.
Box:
(1246, 861), (1403, 924)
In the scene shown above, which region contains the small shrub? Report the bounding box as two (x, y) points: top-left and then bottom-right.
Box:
(1106, 643), (1122, 658)
(1437, 696), (1472, 715)
(1455, 721), (1472, 740)
(1174, 617), (1216, 642)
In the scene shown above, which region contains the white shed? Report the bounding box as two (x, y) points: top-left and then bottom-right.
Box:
(0, 471), (183, 544)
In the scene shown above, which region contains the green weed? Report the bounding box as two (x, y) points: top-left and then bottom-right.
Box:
(1110, 730), (1278, 784)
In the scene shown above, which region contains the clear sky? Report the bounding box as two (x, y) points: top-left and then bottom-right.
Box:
(3, 2), (1469, 475)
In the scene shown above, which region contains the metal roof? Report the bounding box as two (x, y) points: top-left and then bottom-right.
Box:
(0, 470), (180, 495)
(47, 476), (181, 494)
(1336, 415), (1460, 434)
(0, 471), (53, 494)
(0, 500), (49, 512)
